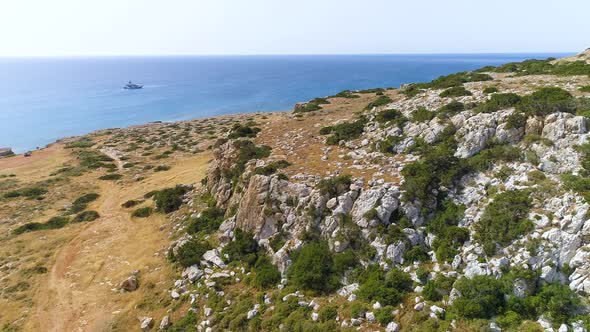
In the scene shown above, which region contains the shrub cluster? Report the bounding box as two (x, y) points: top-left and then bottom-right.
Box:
(493, 58), (590, 77)
(186, 205), (225, 234)
(228, 123), (261, 139)
(98, 173), (122, 180)
(253, 160), (291, 176)
(476, 93), (522, 113)
(354, 264), (412, 306)
(439, 86), (472, 98)
(287, 241), (341, 293)
(474, 189), (532, 255)
(320, 116), (368, 145)
(375, 109), (407, 126)
(403, 71), (492, 97)
(153, 185), (189, 213)
(65, 138), (95, 149)
(365, 95), (393, 110)
(411, 107), (435, 122)
(330, 90), (359, 99)
(317, 174), (352, 197)
(173, 239), (211, 268)
(4, 186), (47, 199)
(73, 210), (100, 222)
(293, 97), (330, 113)
(426, 200), (469, 262)
(13, 216), (69, 235)
(221, 140), (272, 183)
(132, 206), (153, 218)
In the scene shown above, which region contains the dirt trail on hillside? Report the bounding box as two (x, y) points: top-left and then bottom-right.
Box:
(26, 153), (211, 332)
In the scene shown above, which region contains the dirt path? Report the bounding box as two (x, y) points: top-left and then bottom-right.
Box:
(26, 153), (212, 332)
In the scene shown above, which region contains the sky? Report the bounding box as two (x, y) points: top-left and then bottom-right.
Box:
(0, 0), (588, 56)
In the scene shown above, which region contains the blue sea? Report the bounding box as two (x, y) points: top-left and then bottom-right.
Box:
(0, 53), (570, 153)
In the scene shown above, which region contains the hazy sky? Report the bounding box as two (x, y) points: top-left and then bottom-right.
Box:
(0, 0), (588, 56)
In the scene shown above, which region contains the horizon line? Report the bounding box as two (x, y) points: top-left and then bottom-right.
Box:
(0, 51), (577, 58)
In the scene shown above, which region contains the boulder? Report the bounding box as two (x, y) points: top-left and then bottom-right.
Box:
(454, 113), (497, 158)
(139, 317), (154, 331)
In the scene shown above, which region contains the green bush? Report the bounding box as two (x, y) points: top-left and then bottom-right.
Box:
(287, 241), (340, 293)
(331, 90), (360, 98)
(483, 87), (498, 94)
(132, 207), (153, 218)
(174, 239), (211, 268)
(221, 140), (271, 182)
(517, 87), (575, 116)
(73, 210), (100, 222)
(411, 107), (435, 122)
(121, 199), (142, 208)
(318, 305), (338, 322)
(439, 86), (472, 98)
(65, 138), (95, 149)
(427, 200), (468, 262)
(4, 186), (47, 199)
(317, 174), (352, 197)
(321, 116), (368, 145)
(98, 173), (122, 180)
(251, 255), (281, 289)
(403, 245), (430, 263)
(13, 216), (69, 235)
(477, 93), (522, 113)
(423, 275), (455, 302)
(475, 190), (532, 255)
(154, 165), (171, 172)
(466, 143), (522, 172)
(505, 112), (527, 129)
(355, 265), (412, 306)
(333, 249), (359, 275)
(228, 123), (261, 139)
(153, 185), (189, 213)
(437, 100), (465, 116)
(73, 193), (99, 205)
(76, 150), (115, 170)
(451, 276), (506, 319)
(365, 95), (392, 110)
(186, 206), (225, 234)
(294, 98), (330, 113)
(375, 109), (407, 126)
(222, 229), (259, 266)
(579, 85), (590, 93)
(253, 160), (291, 176)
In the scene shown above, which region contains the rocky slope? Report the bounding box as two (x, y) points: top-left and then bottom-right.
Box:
(159, 51), (590, 332)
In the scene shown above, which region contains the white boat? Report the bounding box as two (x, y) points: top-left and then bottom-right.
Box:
(124, 81), (143, 89)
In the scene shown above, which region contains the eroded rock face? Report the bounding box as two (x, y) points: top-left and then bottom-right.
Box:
(454, 112), (497, 158)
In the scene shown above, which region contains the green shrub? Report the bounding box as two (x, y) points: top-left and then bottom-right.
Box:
(483, 87), (498, 94)
(477, 93), (522, 113)
(466, 143), (522, 173)
(375, 109), (407, 126)
(437, 100), (465, 116)
(98, 173), (122, 180)
(76, 150), (115, 170)
(365, 95), (392, 110)
(4, 186), (47, 199)
(505, 112), (527, 129)
(73, 210), (100, 222)
(355, 265), (412, 306)
(222, 229), (259, 266)
(13, 216), (69, 235)
(423, 275), (455, 302)
(287, 241), (340, 293)
(517, 87), (575, 116)
(321, 116), (368, 145)
(579, 85), (590, 93)
(411, 107), (435, 122)
(228, 123), (261, 139)
(450, 275), (505, 319)
(253, 160), (291, 176)
(121, 199), (142, 208)
(331, 90), (359, 98)
(294, 98), (330, 113)
(186, 206), (225, 234)
(251, 255), (281, 289)
(154, 165), (171, 172)
(65, 138), (95, 149)
(153, 185), (189, 213)
(132, 207), (153, 218)
(221, 140), (271, 182)
(439, 86), (472, 98)
(174, 239), (211, 268)
(333, 249), (359, 275)
(403, 245), (430, 263)
(73, 193), (99, 205)
(318, 305), (338, 322)
(427, 200), (468, 262)
(317, 174), (352, 197)
(475, 190), (532, 255)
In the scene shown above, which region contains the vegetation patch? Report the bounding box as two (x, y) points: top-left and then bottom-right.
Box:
(65, 138), (95, 149)
(98, 173), (122, 180)
(320, 116), (368, 145)
(287, 241), (340, 293)
(517, 87), (575, 116)
(439, 86), (472, 98)
(132, 207), (153, 218)
(228, 123), (261, 139)
(13, 216), (69, 235)
(153, 185), (189, 213)
(354, 264), (412, 306)
(476, 93), (522, 113)
(73, 210), (100, 222)
(317, 174), (352, 197)
(221, 140), (271, 183)
(365, 95), (392, 110)
(474, 190), (532, 255)
(293, 98), (330, 113)
(253, 160), (291, 176)
(375, 109), (407, 126)
(411, 107), (435, 122)
(4, 186), (47, 199)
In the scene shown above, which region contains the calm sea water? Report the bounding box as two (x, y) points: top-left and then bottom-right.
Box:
(0, 53), (569, 153)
